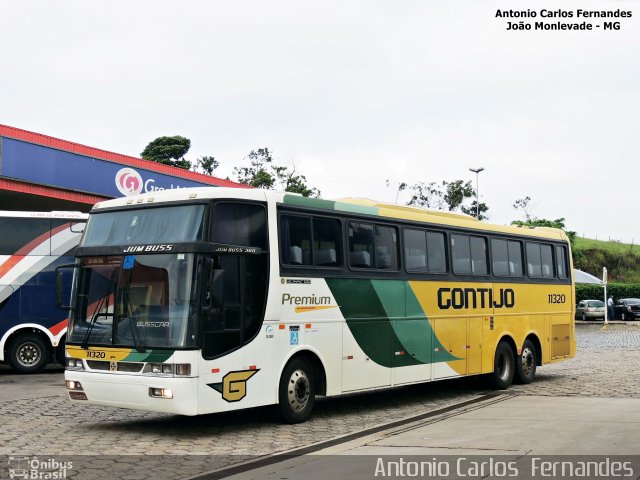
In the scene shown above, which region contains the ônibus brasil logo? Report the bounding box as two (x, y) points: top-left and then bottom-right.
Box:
(115, 168), (143, 196)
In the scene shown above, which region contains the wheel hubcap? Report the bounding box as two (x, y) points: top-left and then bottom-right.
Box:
(287, 369), (310, 412)
(521, 347), (535, 377)
(17, 343), (40, 367)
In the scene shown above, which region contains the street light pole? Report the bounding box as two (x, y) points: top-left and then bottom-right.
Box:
(468, 167), (484, 219)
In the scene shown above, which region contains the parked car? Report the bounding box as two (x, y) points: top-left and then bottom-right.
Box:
(576, 300), (605, 320)
(614, 298), (640, 320)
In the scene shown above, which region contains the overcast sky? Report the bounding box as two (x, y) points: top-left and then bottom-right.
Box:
(1, 1), (638, 242)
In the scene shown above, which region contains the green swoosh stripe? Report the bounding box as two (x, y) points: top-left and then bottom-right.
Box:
(123, 350), (174, 362)
(326, 278), (458, 367)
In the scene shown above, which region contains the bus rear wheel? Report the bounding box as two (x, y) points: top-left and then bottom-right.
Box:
(488, 341), (515, 390)
(7, 333), (50, 374)
(515, 339), (537, 384)
(278, 357), (316, 424)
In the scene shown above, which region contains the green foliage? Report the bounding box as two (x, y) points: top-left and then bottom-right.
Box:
(141, 136), (192, 170)
(194, 155), (219, 175)
(406, 179), (488, 218)
(575, 283), (640, 303)
(461, 200), (489, 220)
(513, 196), (533, 222)
(573, 240), (640, 283)
(443, 180), (474, 211)
(233, 148), (320, 197)
(512, 218), (576, 247)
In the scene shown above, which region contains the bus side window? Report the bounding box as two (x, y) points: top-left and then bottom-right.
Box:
(556, 245), (567, 279)
(312, 218), (342, 267)
(451, 234), (471, 274)
(508, 240), (523, 276)
(426, 231), (447, 273)
(280, 215), (312, 266)
(470, 236), (488, 275)
(349, 223), (374, 268)
(212, 203), (267, 249)
(526, 242), (542, 277)
(374, 225), (398, 270)
(404, 229), (428, 272)
(540, 244), (554, 278)
(0, 218), (52, 255)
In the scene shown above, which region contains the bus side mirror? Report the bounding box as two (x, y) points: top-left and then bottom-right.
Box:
(55, 263), (78, 310)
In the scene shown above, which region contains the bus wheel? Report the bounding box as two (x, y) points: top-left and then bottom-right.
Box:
(278, 357), (316, 424)
(515, 339), (537, 384)
(7, 333), (50, 373)
(489, 341), (515, 390)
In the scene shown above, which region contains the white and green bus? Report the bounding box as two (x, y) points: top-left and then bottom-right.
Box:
(65, 187), (575, 423)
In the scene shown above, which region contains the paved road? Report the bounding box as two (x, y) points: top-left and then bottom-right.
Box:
(1, 323), (638, 479)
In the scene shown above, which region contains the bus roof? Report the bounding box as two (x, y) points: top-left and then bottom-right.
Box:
(91, 187), (569, 242)
(0, 210), (88, 219)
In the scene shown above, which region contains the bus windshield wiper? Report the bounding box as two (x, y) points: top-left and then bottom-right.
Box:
(81, 292), (110, 350)
(81, 269), (117, 350)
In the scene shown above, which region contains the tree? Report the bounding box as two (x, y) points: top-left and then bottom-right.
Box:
(512, 217), (576, 246)
(511, 196), (575, 245)
(407, 181), (445, 209)
(141, 136), (192, 170)
(233, 148), (320, 197)
(405, 179), (488, 218)
(385, 180), (408, 203)
(461, 200), (489, 220)
(233, 148), (275, 189)
(443, 180), (475, 211)
(513, 196), (533, 222)
(194, 156), (220, 175)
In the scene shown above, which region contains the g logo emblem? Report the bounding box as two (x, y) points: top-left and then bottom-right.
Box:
(115, 168), (143, 196)
(208, 369), (259, 403)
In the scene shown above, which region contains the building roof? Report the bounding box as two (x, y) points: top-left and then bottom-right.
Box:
(0, 124), (246, 189)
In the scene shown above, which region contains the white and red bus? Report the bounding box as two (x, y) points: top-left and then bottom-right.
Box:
(0, 211), (87, 373)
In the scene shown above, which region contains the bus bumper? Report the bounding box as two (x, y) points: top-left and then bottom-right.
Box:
(64, 370), (199, 416)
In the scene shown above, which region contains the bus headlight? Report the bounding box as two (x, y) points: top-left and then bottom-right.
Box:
(150, 364), (163, 374)
(66, 358), (84, 369)
(149, 387), (173, 399)
(175, 364), (191, 376)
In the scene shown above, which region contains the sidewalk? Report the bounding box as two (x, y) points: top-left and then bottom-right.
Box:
(221, 395), (640, 479)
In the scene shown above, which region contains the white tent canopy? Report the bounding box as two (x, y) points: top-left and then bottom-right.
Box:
(574, 269), (603, 285)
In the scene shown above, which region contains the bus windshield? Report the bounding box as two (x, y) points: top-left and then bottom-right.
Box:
(81, 205), (205, 247)
(68, 253), (199, 349)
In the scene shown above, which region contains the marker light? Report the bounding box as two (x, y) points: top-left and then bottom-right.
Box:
(175, 364), (191, 376)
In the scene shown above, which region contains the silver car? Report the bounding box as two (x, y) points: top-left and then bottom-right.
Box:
(576, 300), (605, 320)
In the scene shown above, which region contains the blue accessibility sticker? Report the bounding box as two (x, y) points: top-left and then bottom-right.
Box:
(290, 331), (299, 345)
(123, 255), (136, 270)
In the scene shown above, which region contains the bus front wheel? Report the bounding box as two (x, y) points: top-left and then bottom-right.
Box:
(489, 341), (515, 390)
(278, 357), (316, 424)
(514, 339), (537, 384)
(7, 333), (50, 374)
